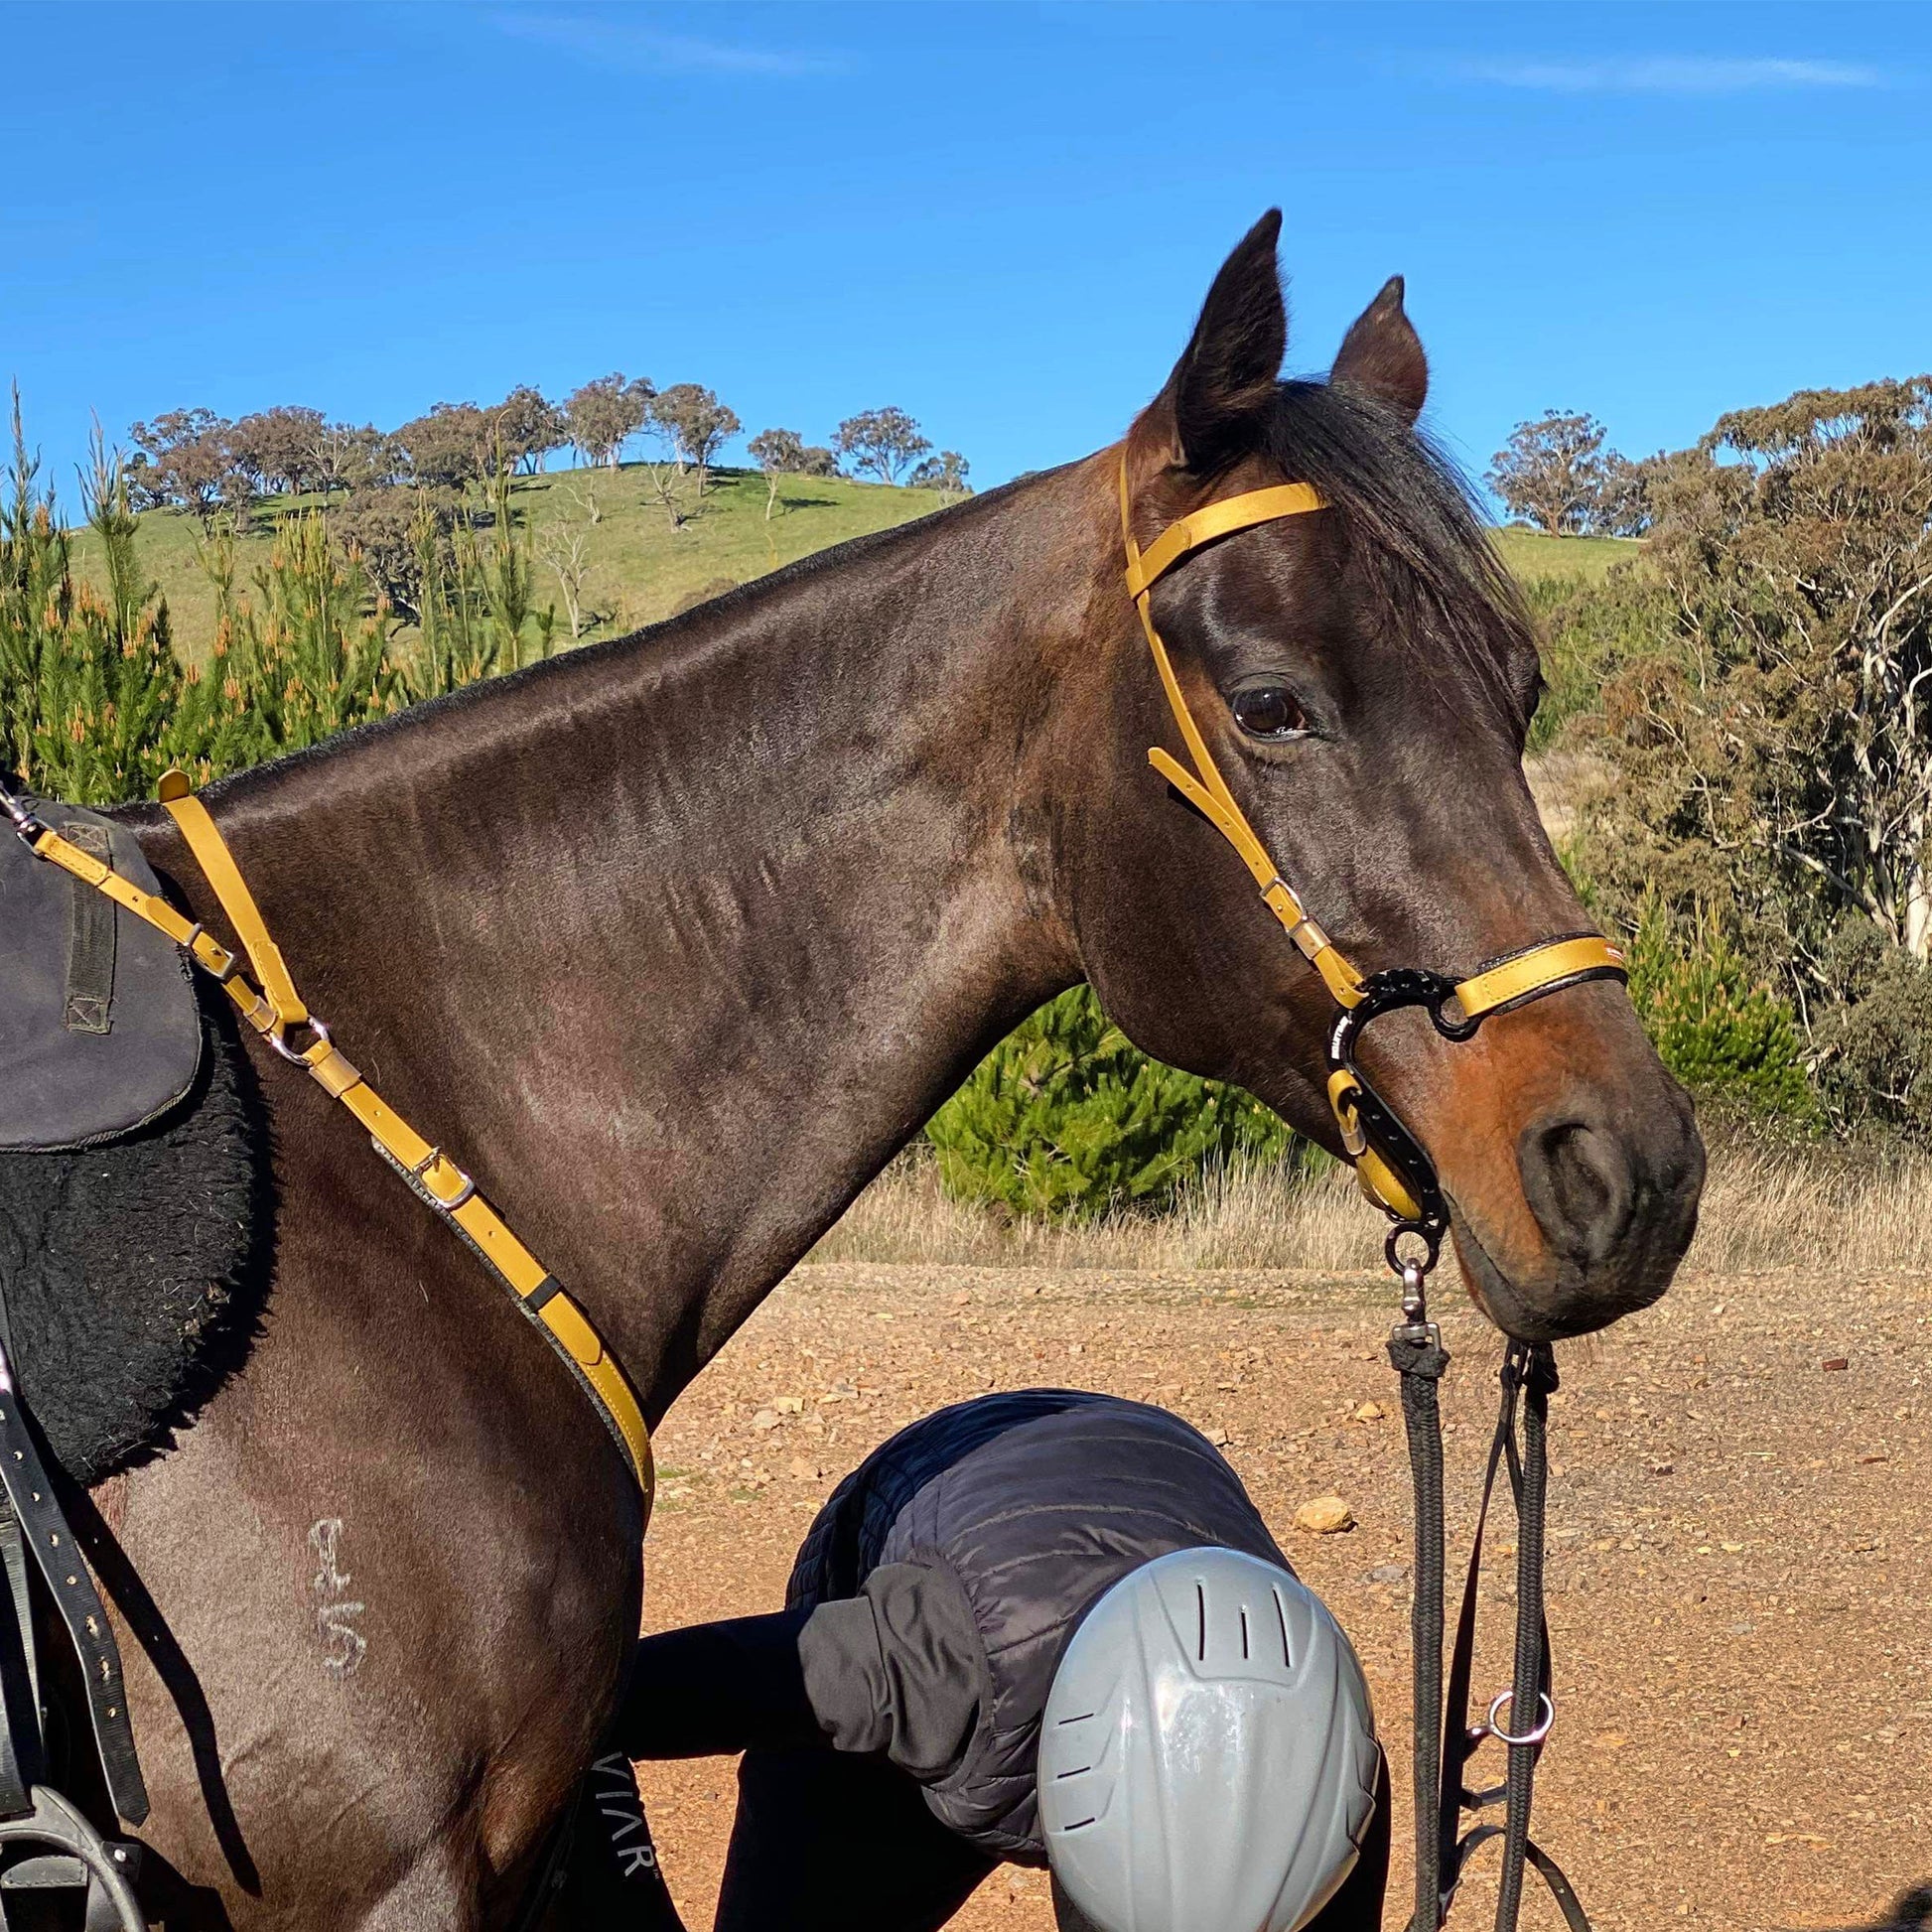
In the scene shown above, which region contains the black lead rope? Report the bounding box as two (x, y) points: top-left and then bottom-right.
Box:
(1391, 1314), (1593, 1932)
(1389, 1313), (1450, 1929)
(1332, 964), (1596, 1931)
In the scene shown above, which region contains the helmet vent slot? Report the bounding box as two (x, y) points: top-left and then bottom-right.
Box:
(1272, 1587), (1295, 1668)
(1062, 1816), (1097, 1833)
(1054, 1711), (1096, 1726)
(1195, 1583), (1207, 1660)
(1239, 1607), (1251, 1660)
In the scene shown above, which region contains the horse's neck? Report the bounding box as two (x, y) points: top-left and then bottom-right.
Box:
(167, 468), (1101, 1411)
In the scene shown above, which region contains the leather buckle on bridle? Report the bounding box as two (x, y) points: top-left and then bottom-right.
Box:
(179, 922), (240, 983)
(409, 1145), (479, 1213)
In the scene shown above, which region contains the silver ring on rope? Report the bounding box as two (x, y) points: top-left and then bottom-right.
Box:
(1483, 1689), (1555, 1747)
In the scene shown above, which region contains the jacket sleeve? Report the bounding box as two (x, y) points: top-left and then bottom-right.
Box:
(619, 1608), (821, 1758)
(798, 1558), (987, 1784)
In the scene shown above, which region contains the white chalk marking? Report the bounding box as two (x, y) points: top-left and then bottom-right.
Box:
(308, 1518), (367, 1675)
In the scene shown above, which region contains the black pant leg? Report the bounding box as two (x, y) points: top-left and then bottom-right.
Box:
(716, 1746), (999, 1932)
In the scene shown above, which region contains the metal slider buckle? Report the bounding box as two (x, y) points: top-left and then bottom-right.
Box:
(0, 783), (46, 848)
(1285, 910), (1328, 960)
(410, 1146), (477, 1212)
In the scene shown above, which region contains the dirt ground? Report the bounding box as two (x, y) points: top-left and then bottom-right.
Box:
(633, 1259), (1930, 1932)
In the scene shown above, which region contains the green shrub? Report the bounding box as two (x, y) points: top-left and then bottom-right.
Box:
(1, 417), (188, 805)
(198, 512), (401, 765)
(1809, 916), (1932, 1137)
(925, 985), (1302, 1221)
(1570, 382), (1932, 1096)
(1623, 901), (1814, 1124)
(399, 467), (557, 699)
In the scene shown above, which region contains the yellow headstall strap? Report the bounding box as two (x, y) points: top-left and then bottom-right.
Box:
(1118, 459), (1364, 1010)
(158, 771), (308, 1033)
(26, 782), (653, 1508)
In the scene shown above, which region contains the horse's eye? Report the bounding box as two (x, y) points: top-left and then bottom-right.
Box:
(1230, 683), (1308, 741)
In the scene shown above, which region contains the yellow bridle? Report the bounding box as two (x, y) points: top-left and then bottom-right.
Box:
(1118, 458), (1626, 1232)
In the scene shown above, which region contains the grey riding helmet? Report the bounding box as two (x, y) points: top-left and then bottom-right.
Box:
(1038, 1547), (1379, 1932)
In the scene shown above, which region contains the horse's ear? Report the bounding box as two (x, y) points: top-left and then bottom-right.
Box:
(1163, 209), (1287, 472)
(1330, 276), (1428, 424)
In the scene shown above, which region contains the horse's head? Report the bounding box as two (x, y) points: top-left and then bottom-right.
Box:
(1053, 211), (1702, 1340)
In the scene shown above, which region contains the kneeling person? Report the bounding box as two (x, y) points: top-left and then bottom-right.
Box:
(613, 1389), (1385, 1932)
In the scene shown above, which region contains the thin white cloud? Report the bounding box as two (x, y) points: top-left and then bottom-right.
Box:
(492, 12), (843, 77)
(1451, 55), (1886, 95)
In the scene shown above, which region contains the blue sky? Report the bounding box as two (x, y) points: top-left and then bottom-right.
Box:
(2, 1), (1925, 506)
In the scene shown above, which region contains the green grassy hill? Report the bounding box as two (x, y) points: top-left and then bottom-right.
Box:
(72, 464), (1636, 656)
(1489, 525), (1640, 586)
(72, 465), (953, 657)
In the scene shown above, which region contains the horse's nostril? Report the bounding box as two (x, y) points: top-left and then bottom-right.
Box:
(1519, 1117), (1636, 1268)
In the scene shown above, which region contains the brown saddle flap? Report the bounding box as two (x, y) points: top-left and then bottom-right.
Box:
(0, 800), (201, 1151)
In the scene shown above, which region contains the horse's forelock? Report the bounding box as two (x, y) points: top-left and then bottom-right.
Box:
(1262, 380), (1536, 723)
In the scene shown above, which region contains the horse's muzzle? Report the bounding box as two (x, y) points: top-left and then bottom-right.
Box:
(1453, 1086), (1706, 1341)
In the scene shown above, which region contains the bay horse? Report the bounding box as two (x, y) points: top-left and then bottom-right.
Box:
(91, 211), (1701, 1926)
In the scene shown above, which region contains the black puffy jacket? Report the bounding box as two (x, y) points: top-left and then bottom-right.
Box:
(785, 1388), (1290, 1862)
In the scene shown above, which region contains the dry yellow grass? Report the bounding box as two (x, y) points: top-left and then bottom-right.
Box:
(1683, 1142), (1929, 1277)
(1524, 748), (1614, 849)
(813, 1142), (1932, 1279)
(810, 1154), (1383, 1272)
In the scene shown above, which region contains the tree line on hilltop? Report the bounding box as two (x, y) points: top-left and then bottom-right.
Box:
(114, 378), (969, 633)
(0, 357), (973, 807)
(125, 379), (969, 524)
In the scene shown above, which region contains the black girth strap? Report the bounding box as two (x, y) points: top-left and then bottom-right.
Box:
(0, 1348), (148, 1830)
(0, 1509), (41, 1818)
(1393, 1337), (1592, 1932)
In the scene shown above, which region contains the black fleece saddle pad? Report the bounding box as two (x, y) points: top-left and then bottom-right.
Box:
(0, 796), (201, 1152)
(0, 982), (266, 1485)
